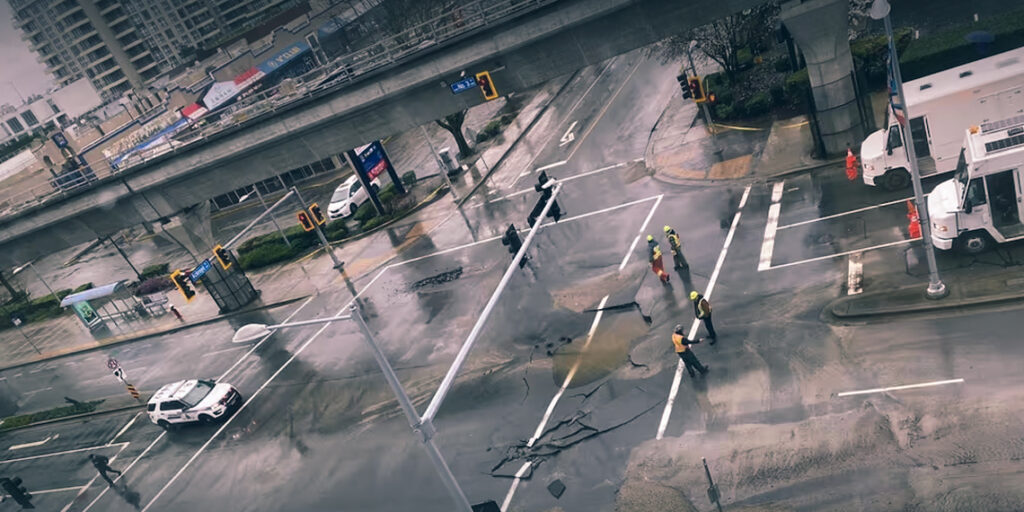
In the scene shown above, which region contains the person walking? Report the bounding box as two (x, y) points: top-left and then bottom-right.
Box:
(170, 305), (184, 322)
(663, 225), (688, 269)
(672, 324), (708, 377)
(647, 235), (670, 284)
(690, 291), (717, 344)
(89, 454), (123, 486)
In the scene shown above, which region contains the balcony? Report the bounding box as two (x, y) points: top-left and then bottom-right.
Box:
(100, 1), (122, 15)
(55, 5), (84, 23)
(86, 52), (114, 68)
(71, 28), (100, 46)
(129, 49), (151, 62)
(137, 60), (160, 74)
(104, 12), (128, 27)
(122, 38), (144, 51)
(61, 16), (91, 35)
(81, 39), (105, 55)
(95, 65), (123, 81)
(100, 75), (129, 92)
(113, 22), (135, 39)
(45, 61), (67, 74)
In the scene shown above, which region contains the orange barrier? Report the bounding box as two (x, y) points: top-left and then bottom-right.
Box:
(907, 200), (922, 239)
(846, 148), (858, 181)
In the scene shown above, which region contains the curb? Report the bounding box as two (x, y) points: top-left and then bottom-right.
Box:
(0, 295), (309, 373)
(828, 287), (1024, 318)
(456, 72), (579, 207)
(0, 402), (149, 434)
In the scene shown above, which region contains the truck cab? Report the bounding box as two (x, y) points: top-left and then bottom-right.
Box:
(929, 118), (1024, 253)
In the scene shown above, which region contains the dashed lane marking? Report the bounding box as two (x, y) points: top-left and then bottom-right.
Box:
(847, 252), (863, 295)
(657, 185), (750, 440)
(836, 378), (964, 397)
(758, 181), (784, 272)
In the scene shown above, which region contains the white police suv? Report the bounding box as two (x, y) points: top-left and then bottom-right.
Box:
(146, 379), (242, 429)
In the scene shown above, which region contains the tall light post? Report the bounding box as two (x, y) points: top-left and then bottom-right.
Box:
(12, 262), (59, 305)
(871, 0), (948, 299)
(231, 304), (475, 512)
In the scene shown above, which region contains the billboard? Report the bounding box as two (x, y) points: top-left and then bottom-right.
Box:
(202, 81), (241, 110)
(356, 141), (388, 180)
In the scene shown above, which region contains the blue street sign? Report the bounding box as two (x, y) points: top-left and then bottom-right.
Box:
(450, 76), (477, 94)
(189, 259), (213, 283)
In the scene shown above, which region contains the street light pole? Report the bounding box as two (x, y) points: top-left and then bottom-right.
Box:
(350, 303), (473, 512)
(872, 0), (948, 299)
(241, 186), (290, 247)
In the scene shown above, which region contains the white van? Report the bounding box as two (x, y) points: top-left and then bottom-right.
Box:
(327, 175), (380, 220)
(860, 47), (1024, 190)
(929, 117), (1024, 253)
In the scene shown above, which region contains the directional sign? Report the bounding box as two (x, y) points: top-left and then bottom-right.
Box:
(449, 75), (477, 94)
(107, 358), (119, 370)
(189, 259), (213, 283)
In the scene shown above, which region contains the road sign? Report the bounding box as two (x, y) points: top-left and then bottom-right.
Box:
(189, 259), (213, 283)
(113, 367), (126, 382)
(107, 358), (119, 370)
(449, 75), (477, 94)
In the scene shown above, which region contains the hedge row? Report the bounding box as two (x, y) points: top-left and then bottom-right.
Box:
(706, 69), (807, 121)
(0, 400), (104, 431)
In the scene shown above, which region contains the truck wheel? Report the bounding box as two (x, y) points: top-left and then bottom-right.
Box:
(883, 168), (911, 191)
(957, 231), (991, 254)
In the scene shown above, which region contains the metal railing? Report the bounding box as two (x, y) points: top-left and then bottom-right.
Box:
(0, 0), (554, 221)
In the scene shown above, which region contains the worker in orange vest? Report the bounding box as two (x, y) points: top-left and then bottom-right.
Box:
(672, 324), (708, 377)
(647, 235), (670, 284)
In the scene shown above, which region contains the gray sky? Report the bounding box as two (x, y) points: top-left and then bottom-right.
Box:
(0, 1), (54, 107)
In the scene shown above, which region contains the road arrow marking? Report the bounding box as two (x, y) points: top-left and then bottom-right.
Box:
(558, 121), (578, 147)
(9, 433), (59, 451)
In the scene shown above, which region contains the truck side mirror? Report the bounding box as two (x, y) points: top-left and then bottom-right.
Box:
(963, 200), (973, 214)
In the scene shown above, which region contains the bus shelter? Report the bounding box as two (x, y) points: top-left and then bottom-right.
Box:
(60, 281), (169, 336)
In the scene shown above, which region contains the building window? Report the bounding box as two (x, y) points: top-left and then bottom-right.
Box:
(6, 118), (25, 134)
(47, 100), (60, 114)
(21, 111), (39, 127)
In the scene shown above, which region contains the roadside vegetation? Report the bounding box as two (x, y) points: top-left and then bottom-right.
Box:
(0, 399), (105, 431)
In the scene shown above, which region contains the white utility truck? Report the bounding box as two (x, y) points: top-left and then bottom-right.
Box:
(860, 47), (1024, 190)
(929, 117), (1024, 253)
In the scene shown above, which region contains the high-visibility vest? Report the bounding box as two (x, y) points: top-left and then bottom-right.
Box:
(667, 232), (681, 251)
(672, 333), (688, 352)
(697, 298), (712, 318)
(650, 245), (662, 261)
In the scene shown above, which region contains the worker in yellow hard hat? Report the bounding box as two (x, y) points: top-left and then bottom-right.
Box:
(663, 225), (688, 269)
(690, 291), (717, 344)
(647, 235), (669, 284)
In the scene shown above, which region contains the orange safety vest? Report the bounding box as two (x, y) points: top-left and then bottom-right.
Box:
(672, 332), (689, 353)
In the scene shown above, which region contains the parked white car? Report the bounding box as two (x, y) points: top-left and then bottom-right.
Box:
(327, 175), (379, 220)
(146, 379), (242, 429)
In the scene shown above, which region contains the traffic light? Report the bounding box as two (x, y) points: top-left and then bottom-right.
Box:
(1, 476), (34, 507)
(170, 269), (196, 303)
(308, 203), (326, 225)
(212, 244), (232, 270)
(475, 71), (498, 101)
(677, 74), (691, 100)
(688, 76), (706, 103)
(501, 224), (527, 268)
(528, 171), (562, 228)
(296, 210), (315, 232)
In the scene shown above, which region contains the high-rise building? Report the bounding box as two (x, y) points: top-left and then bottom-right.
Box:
(8, 0), (305, 101)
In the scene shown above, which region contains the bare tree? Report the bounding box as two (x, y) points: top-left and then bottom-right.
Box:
(376, 0), (451, 40)
(435, 111), (472, 157)
(654, 3), (779, 83)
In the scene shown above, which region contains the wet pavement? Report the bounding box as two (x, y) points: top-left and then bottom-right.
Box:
(4, 46), (1024, 512)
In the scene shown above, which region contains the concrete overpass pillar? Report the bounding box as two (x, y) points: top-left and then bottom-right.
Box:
(781, 0), (864, 156)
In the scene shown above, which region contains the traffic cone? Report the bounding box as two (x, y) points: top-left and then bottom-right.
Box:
(846, 148), (858, 181)
(907, 200), (922, 239)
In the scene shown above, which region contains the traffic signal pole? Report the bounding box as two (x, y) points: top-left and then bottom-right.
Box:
(290, 186), (344, 273)
(224, 189), (296, 250)
(685, 44), (715, 135)
(422, 182), (563, 424)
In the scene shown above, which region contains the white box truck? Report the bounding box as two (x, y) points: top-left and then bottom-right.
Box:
(860, 47), (1024, 190)
(928, 116), (1024, 253)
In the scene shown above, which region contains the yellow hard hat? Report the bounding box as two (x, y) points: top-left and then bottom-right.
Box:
(663, 225), (672, 233)
(689, 291), (699, 300)
(647, 235), (654, 242)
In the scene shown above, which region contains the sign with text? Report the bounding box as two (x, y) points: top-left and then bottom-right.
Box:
(189, 259), (213, 283)
(450, 75), (477, 94)
(356, 141), (389, 180)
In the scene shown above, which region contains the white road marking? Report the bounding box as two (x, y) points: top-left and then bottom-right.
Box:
(777, 194), (917, 230)
(657, 185), (751, 440)
(0, 377), (6, 381)
(527, 295), (609, 447)
(501, 462), (534, 512)
(11, 373), (22, 378)
(9, 433), (58, 451)
(79, 438), (145, 512)
(216, 294), (316, 381)
(4, 485), (86, 496)
(0, 442), (128, 465)
(558, 122), (578, 147)
(23, 386), (52, 396)
(837, 378), (964, 397)
(764, 237), (918, 270)
(847, 252), (863, 295)
(398, 194), (662, 268)
(535, 160), (567, 173)
(109, 411), (142, 445)
(487, 161), (631, 205)
(619, 194), (664, 270)
(758, 181), (785, 272)
(201, 345), (249, 358)
(518, 169), (531, 177)
(566, 57), (645, 163)
(28, 367), (46, 373)
(511, 57), (619, 188)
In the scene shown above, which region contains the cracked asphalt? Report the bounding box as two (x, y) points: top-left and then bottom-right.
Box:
(4, 42), (1024, 512)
